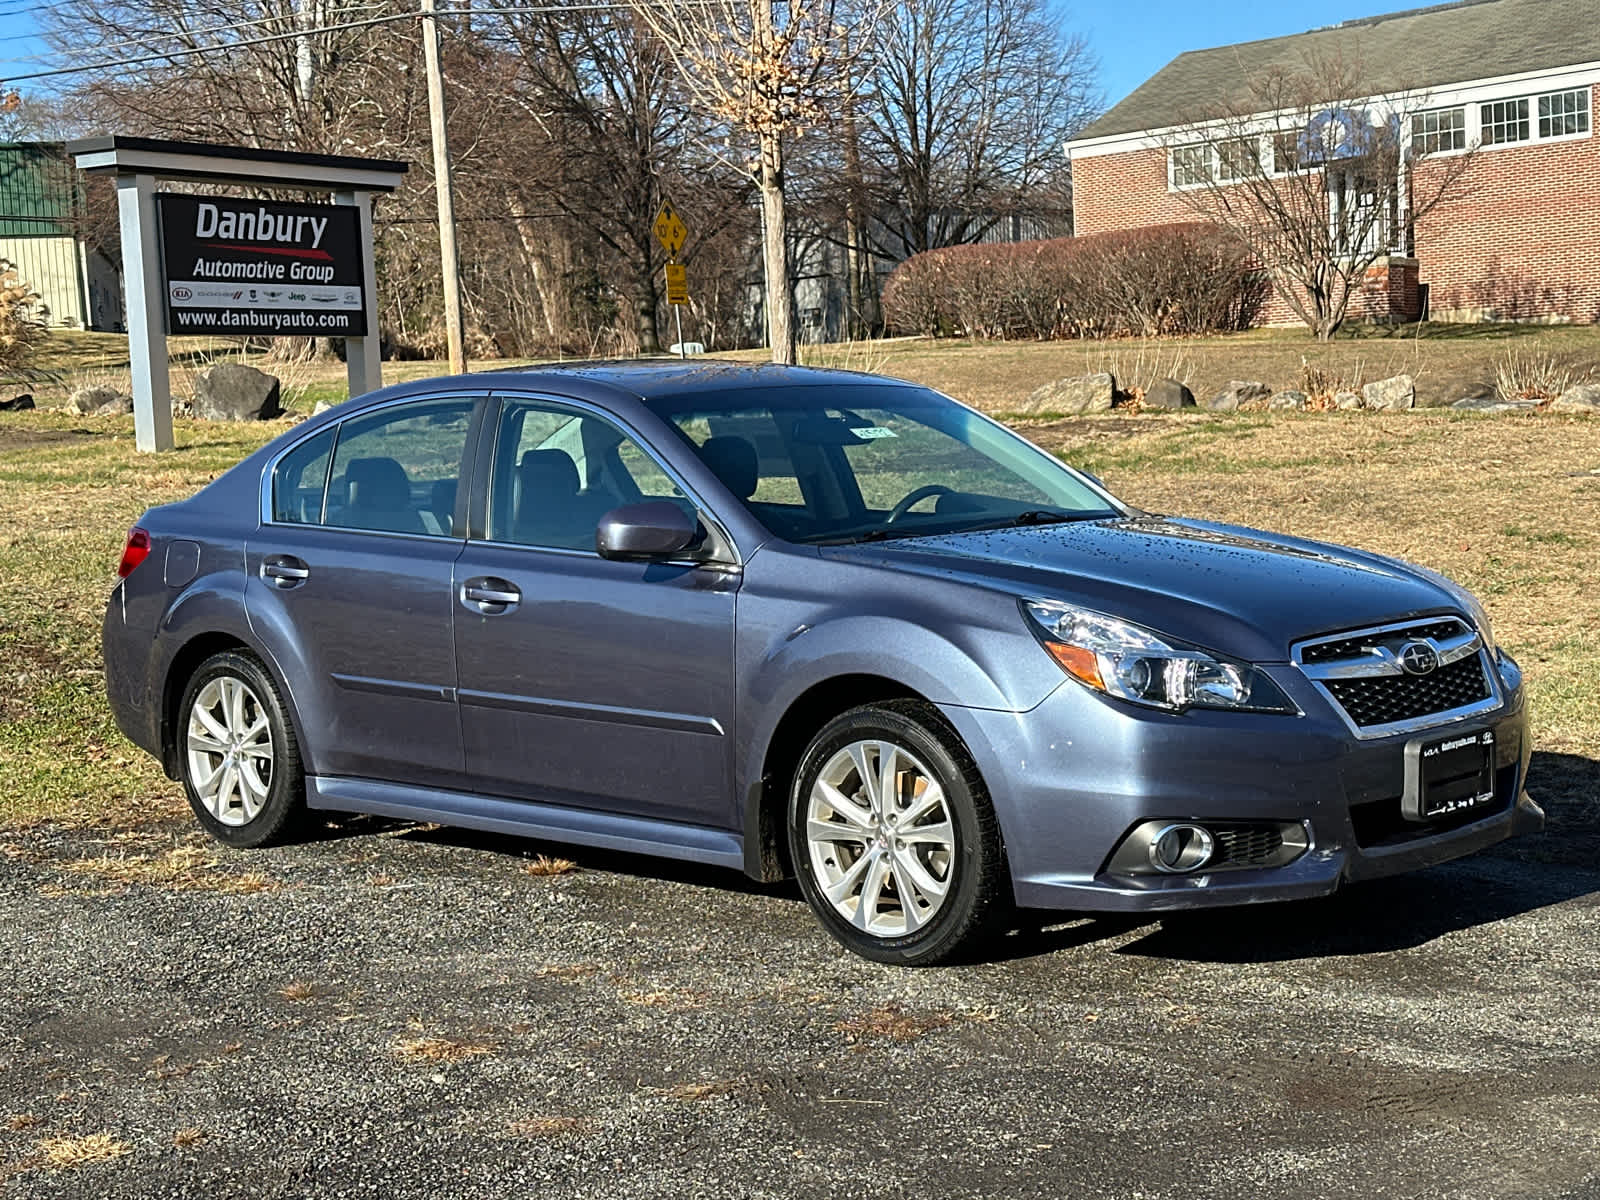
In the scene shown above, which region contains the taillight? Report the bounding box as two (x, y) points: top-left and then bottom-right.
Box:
(117, 527), (152, 578)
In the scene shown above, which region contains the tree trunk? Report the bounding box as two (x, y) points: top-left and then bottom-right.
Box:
(635, 261), (662, 355)
(758, 131), (796, 365)
(514, 212), (562, 345)
(842, 95), (864, 341)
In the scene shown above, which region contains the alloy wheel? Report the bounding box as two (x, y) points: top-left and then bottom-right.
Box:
(185, 675), (275, 827)
(804, 739), (956, 937)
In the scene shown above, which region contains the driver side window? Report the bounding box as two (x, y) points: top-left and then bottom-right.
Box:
(487, 401), (688, 551)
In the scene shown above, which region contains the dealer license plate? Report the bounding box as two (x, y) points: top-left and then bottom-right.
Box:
(1401, 729), (1496, 823)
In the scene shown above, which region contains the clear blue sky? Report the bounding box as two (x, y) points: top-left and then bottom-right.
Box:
(0, 0), (52, 89)
(1081, 0), (1420, 107)
(0, 0), (1418, 99)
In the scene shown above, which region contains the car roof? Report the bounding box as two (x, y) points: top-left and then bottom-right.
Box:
(474, 359), (915, 400)
(357, 360), (915, 406)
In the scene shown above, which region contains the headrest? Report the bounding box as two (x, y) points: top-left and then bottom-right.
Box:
(518, 449), (580, 498)
(344, 456), (410, 510)
(698, 435), (758, 500)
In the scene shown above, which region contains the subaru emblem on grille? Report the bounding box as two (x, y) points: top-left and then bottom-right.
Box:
(1399, 641), (1440, 676)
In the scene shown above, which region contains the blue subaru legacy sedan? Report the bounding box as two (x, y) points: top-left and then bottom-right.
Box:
(103, 363), (1541, 964)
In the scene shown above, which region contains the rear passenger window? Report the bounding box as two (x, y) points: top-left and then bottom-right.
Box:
(272, 427), (335, 524)
(324, 399), (475, 536)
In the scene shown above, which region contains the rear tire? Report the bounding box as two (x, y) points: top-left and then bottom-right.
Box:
(177, 650), (306, 849)
(788, 700), (1010, 966)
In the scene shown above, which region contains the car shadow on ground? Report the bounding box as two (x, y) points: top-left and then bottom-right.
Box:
(303, 751), (1598, 966)
(1078, 750), (1600, 965)
(366, 818), (802, 900)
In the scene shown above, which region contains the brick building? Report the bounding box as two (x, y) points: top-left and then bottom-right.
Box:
(1065, 0), (1600, 326)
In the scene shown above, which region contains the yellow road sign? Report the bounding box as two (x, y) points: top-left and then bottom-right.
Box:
(665, 262), (689, 306)
(653, 201), (688, 257)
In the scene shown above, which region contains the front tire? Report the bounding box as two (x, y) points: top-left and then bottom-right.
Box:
(788, 700), (1009, 966)
(177, 650), (306, 849)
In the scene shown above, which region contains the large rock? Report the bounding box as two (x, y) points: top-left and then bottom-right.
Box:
(1362, 374), (1416, 411)
(1551, 383), (1600, 412)
(1024, 372), (1114, 415)
(94, 394), (134, 416)
(1206, 380), (1271, 412)
(1144, 378), (1196, 410)
(1451, 396), (1537, 413)
(69, 385), (129, 415)
(1332, 390), (1363, 410)
(192, 363), (283, 422)
(1269, 390), (1309, 411)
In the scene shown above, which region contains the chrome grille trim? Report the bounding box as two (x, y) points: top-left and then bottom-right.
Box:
(1292, 616), (1502, 740)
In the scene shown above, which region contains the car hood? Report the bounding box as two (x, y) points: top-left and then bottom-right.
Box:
(823, 516), (1465, 663)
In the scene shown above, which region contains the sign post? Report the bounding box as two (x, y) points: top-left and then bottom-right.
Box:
(654, 200), (691, 358)
(69, 136), (408, 452)
(115, 173), (173, 453)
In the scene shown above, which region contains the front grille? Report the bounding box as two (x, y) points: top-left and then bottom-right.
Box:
(1322, 654), (1491, 728)
(1300, 618), (1468, 665)
(1211, 824), (1285, 867)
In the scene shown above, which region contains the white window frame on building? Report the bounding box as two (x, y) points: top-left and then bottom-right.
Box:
(1411, 107), (1467, 155)
(1537, 87), (1591, 139)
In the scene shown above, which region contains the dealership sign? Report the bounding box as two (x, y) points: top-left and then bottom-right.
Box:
(158, 194), (368, 337)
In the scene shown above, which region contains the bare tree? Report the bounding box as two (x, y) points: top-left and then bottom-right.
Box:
(626, 0), (869, 363)
(43, 0), (424, 156)
(1163, 55), (1474, 340)
(483, 8), (748, 354)
(859, 0), (1097, 260)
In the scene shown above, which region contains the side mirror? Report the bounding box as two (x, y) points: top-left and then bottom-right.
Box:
(596, 501), (700, 561)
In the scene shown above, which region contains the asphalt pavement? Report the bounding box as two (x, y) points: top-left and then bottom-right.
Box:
(2, 751), (1598, 1199)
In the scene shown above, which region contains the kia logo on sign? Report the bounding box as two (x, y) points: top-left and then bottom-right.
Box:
(1399, 641), (1440, 676)
(172, 286), (192, 301)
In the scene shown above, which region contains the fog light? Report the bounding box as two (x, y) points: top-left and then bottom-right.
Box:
(1148, 823), (1215, 873)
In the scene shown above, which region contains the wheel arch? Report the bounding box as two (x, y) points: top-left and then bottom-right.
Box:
(742, 674), (933, 882)
(159, 631), (301, 779)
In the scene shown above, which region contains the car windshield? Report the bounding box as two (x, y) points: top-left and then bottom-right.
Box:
(649, 384), (1120, 545)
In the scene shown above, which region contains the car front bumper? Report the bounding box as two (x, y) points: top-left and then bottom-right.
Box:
(939, 652), (1539, 913)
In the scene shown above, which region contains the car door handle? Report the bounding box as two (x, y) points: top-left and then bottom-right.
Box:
(461, 577), (521, 614)
(261, 555), (310, 588)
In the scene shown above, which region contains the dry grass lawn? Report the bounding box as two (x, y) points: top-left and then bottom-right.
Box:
(10, 321), (1600, 415)
(1, 350), (1597, 837)
(792, 324), (1600, 412)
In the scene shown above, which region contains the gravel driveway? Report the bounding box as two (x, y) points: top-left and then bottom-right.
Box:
(3, 752), (1598, 1199)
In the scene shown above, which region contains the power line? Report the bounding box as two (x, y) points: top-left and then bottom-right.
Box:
(0, 10), (413, 83)
(0, 2), (391, 68)
(0, 2), (692, 83)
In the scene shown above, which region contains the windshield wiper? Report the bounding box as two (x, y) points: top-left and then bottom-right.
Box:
(815, 525), (952, 546)
(961, 509), (1113, 534)
(1010, 509), (1078, 525)
(817, 510), (1108, 546)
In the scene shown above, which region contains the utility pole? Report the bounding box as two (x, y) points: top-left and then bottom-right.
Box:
(420, 0), (467, 374)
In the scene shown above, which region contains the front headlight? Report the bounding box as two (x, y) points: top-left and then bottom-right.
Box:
(1023, 599), (1298, 714)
